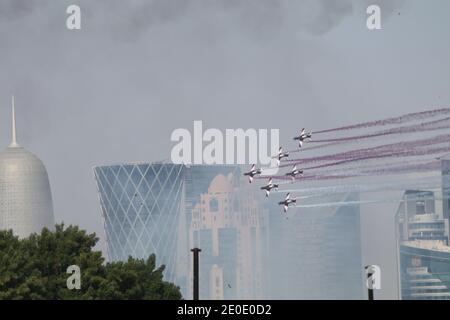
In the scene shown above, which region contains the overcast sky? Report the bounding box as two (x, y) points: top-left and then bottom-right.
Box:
(0, 0), (449, 299)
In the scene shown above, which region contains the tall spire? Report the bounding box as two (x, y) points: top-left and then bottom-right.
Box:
(10, 95), (19, 148)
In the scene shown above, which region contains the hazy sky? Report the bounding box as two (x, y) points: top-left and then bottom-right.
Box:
(1, 0), (449, 299)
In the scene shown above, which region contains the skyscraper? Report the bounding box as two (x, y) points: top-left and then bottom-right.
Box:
(189, 174), (268, 300)
(269, 193), (364, 299)
(396, 189), (450, 300)
(93, 162), (239, 291)
(93, 162), (185, 284)
(0, 97), (54, 238)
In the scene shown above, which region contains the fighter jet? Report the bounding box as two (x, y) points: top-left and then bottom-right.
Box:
(293, 128), (312, 148)
(260, 178), (279, 197)
(278, 193), (297, 213)
(285, 165), (303, 182)
(243, 164), (262, 183)
(274, 147), (289, 166)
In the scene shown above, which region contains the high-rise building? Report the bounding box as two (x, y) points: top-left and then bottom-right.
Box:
(93, 162), (185, 283)
(93, 163), (240, 291)
(396, 189), (450, 300)
(441, 159), (450, 234)
(0, 97), (54, 238)
(398, 242), (450, 300)
(189, 174), (267, 300)
(269, 193), (364, 299)
(397, 190), (448, 243)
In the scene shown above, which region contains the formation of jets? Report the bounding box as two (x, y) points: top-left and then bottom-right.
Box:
(243, 129), (312, 213)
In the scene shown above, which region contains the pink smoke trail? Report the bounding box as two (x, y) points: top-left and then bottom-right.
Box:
(290, 116), (450, 153)
(273, 160), (440, 182)
(266, 144), (450, 181)
(313, 107), (450, 134)
(310, 116), (450, 143)
(283, 133), (450, 167)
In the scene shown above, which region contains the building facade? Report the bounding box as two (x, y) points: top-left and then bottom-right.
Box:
(397, 190), (448, 243)
(399, 242), (450, 300)
(93, 163), (242, 292)
(269, 193), (364, 299)
(397, 189), (450, 299)
(189, 174), (267, 300)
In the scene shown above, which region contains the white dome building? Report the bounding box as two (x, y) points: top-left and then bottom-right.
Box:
(0, 97), (54, 238)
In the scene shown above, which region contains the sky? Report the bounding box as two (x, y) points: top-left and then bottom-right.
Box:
(0, 0), (450, 299)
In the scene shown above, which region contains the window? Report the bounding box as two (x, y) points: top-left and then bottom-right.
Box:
(210, 198), (219, 212)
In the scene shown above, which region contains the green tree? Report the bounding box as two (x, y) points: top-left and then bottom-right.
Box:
(0, 224), (182, 300)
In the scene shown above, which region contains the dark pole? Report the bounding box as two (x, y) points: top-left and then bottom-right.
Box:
(191, 248), (201, 300)
(367, 272), (374, 300)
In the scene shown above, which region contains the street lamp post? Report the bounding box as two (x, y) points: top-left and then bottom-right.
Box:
(191, 248), (201, 300)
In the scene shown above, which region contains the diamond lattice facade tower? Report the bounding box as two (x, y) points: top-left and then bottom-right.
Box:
(0, 97), (54, 238)
(93, 163), (239, 287)
(93, 163), (184, 283)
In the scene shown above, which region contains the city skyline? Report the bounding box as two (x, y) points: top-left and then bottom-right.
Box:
(1, 0), (450, 300)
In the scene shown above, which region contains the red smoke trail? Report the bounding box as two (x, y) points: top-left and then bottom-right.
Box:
(267, 144), (450, 181)
(304, 158), (436, 179)
(310, 116), (450, 143)
(359, 161), (441, 176)
(289, 116), (450, 153)
(302, 151), (403, 170)
(307, 161), (440, 182)
(273, 160), (441, 182)
(283, 133), (450, 167)
(304, 144), (450, 170)
(313, 108), (450, 134)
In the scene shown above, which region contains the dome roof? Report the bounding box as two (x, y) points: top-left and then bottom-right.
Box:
(208, 174), (233, 193)
(0, 146), (47, 173)
(0, 97), (54, 238)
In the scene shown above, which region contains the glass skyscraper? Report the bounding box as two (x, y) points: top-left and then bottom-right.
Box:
(396, 189), (450, 299)
(93, 163), (185, 283)
(93, 163), (239, 289)
(269, 193), (364, 299)
(399, 243), (450, 300)
(189, 174), (268, 300)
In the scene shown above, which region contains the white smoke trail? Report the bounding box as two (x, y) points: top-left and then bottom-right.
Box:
(294, 195), (450, 209)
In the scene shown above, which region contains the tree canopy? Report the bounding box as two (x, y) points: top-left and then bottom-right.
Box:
(0, 224), (182, 300)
